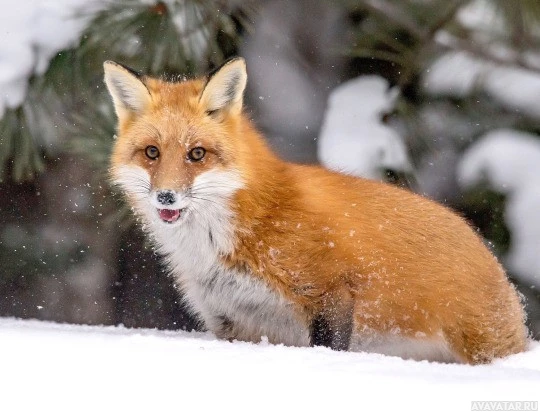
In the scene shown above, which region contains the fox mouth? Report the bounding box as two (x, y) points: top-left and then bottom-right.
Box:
(157, 208), (183, 224)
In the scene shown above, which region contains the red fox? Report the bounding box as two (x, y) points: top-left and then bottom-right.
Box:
(104, 57), (528, 364)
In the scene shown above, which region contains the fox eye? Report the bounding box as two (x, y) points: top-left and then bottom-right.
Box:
(145, 145), (159, 160)
(188, 147), (206, 161)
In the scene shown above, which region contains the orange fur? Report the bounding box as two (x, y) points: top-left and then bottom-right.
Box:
(106, 59), (528, 364)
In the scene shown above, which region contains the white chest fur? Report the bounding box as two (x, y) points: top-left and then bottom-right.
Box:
(151, 216), (309, 346)
(139, 168), (309, 346)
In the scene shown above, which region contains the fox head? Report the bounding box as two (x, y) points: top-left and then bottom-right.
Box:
(104, 58), (253, 234)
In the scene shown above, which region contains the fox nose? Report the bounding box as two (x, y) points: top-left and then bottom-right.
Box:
(156, 190), (176, 206)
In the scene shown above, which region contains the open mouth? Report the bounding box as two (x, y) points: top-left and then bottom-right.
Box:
(157, 208), (182, 224)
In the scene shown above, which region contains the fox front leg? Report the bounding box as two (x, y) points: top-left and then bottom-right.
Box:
(309, 313), (353, 351)
(309, 290), (354, 351)
(211, 315), (236, 342)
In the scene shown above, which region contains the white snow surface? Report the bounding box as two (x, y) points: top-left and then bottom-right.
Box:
(0, 0), (95, 117)
(318, 76), (411, 179)
(458, 129), (540, 286)
(1, 318), (539, 413)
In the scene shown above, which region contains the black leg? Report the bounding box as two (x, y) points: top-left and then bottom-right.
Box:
(310, 314), (333, 347)
(309, 313), (352, 351)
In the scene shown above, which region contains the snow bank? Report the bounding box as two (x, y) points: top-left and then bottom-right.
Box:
(456, 0), (504, 36)
(1, 318), (538, 413)
(423, 50), (540, 119)
(425, 0), (540, 119)
(458, 129), (540, 286)
(318, 76), (411, 180)
(0, 0), (94, 118)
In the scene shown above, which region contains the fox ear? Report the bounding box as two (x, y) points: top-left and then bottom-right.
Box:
(200, 57), (247, 116)
(103, 61), (151, 122)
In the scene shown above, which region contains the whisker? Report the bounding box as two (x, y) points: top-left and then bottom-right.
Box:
(191, 193), (229, 201)
(189, 196), (224, 207)
(190, 183), (242, 191)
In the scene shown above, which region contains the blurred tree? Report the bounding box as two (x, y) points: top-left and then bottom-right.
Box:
(345, 0), (540, 88)
(0, 0), (254, 329)
(0, 0), (255, 183)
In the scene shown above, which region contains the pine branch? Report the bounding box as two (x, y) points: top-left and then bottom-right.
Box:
(0, 0), (255, 182)
(358, 0), (425, 39)
(435, 33), (540, 75)
(425, 0), (471, 39)
(0, 105), (46, 182)
(351, 0), (540, 85)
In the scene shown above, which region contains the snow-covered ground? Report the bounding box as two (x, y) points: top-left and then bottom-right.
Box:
(1, 319), (539, 413)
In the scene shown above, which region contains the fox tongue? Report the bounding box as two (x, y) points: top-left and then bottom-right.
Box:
(158, 209), (181, 222)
